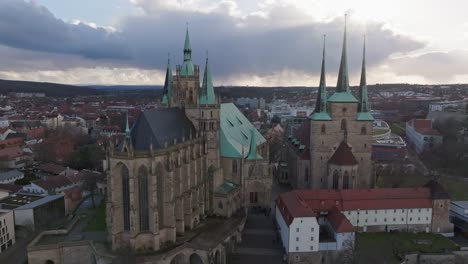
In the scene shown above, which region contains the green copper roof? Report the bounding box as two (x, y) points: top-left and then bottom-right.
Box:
(309, 112), (332, 121)
(247, 128), (262, 160)
(311, 36), (332, 121)
(315, 35), (328, 113)
(214, 179), (239, 194)
(199, 57), (216, 105)
(220, 103), (266, 159)
(328, 91), (358, 103)
(358, 38), (370, 113)
(161, 58), (173, 105)
(336, 17), (350, 93)
(329, 17), (357, 103)
(356, 112), (374, 121)
(180, 28), (194, 76)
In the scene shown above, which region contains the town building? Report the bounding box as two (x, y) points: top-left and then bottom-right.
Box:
(106, 28), (271, 256)
(275, 181), (454, 264)
(405, 119), (442, 154)
(0, 194), (65, 231)
(286, 26), (373, 190)
(0, 209), (15, 253)
(0, 170), (24, 184)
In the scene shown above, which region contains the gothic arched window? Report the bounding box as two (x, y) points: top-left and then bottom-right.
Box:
(138, 166), (149, 232)
(361, 126), (367, 135)
(343, 171), (350, 189)
(321, 124), (326, 134)
(157, 165), (164, 229)
(333, 170), (339, 190)
(232, 159), (238, 175)
(305, 167), (309, 182)
(341, 119), (347, 131)
(121, 165), (130, 231)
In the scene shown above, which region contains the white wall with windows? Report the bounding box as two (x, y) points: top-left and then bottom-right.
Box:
(0, 210), (15, 253)
(343, 208), (432, 228)
(288, 217), (320, 253)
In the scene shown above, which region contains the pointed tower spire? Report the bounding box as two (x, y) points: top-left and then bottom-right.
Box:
(125, 111), (130, 138)
(180, 25), (194, 76)
(315, 35), (327, 113)
(358, 36), (369, 112)
(161, 54), (173, 105)
(247, 128), (262, 160)
(184, 25), (192, 61)
(336, 14), (350, 93)
(199, 52), (216, 105)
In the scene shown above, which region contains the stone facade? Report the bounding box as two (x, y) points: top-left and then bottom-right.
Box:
(309, 102), (374, 189)
(106, 29), (271, 254)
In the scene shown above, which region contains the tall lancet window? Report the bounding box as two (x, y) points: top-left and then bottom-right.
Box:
(138, 166), (149, 232)
(341, 119), (347, 131)
(157, 166), (164, 229)
(333, 170), (339, 190)
(343, 171), (350, 189)
(122, 165), (130, 231)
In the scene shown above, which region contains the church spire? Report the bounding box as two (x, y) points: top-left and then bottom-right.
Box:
(161, 55), (173, 105)
(125, 110), (130, 138)
(183, 26), (192, 62)
(180, 26), (195, 76)
(199, 52), (216, 105)
(315, 35), (327, 113)
(336, 14), (350, 93)
(358, 36), (369, 112)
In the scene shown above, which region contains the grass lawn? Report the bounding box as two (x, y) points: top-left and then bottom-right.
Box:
(373, 128), (390, 136)
(389, 122), (406, 136)
(84, 202), (106, 232)
(355, 232), (459, 263)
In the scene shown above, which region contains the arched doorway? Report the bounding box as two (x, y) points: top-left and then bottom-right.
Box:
(170, 253), (186, 264)
(214, 250), (221, 264)
(190, 253), (203, 264)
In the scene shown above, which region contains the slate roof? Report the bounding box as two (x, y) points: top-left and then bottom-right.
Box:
(130, 108), (196, 151)
(220, 103), (266, 158)
(0, 170), (23, 182)
(329, 142), (358, 166)
(287, 119), (310, 160)
(15, 194), (63, 210)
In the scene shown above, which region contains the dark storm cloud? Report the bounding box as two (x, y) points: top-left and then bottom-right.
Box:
(0, 0), (425, 79)
(0, 0), (129, 60)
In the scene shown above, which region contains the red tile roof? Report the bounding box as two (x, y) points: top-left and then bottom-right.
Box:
(0, 184), (22, 193)
(32, 175), (72, 191)
(329, 142), (358, 166)
(408, 119), (440, 136)
(288, 119), (310, 160)
(276, 186), (439, 226)
(38, 163), (66, 175)
(327, 208), (354, 233)
(0, 146), (25, 160)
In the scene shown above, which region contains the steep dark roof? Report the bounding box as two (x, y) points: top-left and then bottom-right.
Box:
(329, 141), (358, 166)
(130, 108), (196, 151)
(424, 180), (450, 200)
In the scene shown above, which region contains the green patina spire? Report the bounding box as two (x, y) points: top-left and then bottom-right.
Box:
(199, 53), (216, 105)
(161, 55), (173, 105)
(316, 35), (327, 113)
(358, 36), (369, 112)
(180, 26), (194, 76)
(356, 36), (374, 121)
(336, 15), (349, 93)
(246, 128), (262, 160)
(125, 111), (130, 138)
(328, 15), (358, 103)
(310, 35), (332, 121)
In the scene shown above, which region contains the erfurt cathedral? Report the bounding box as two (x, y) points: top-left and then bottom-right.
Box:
(106, 28), (272, 252)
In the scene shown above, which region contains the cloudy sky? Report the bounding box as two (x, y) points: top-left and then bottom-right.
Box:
(0, 0), (466, 86)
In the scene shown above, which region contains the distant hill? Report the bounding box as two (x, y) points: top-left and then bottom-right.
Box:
(0, 79), (102, 97)
(89, 85), (163, 91)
